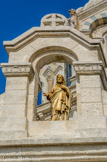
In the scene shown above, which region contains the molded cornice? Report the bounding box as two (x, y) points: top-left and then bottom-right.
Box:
(78, 0), (107, 21)
(3, 27), (106, 67)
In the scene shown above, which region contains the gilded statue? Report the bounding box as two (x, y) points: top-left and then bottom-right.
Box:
(44, 74), (72, 121)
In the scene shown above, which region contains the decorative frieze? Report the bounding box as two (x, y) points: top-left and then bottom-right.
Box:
(74, 62), (102, 73)
(1, 63), (34, 80)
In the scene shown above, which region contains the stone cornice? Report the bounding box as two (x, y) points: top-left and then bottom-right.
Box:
(78, 1), (107, 21)
(3, 27), (106, 67)
(1, 63), (34, 80)
(73, 61), (107, 90)
(3, 27), (102, 52)
(0, 137), (107, 146)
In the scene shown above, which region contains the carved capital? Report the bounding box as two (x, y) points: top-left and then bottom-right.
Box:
(1, 63), (34, 80)
(73, 62), (107, 90)
(74, 62), (102, 74)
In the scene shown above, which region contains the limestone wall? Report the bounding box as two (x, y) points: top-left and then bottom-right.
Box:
(0, 93), (5, 118)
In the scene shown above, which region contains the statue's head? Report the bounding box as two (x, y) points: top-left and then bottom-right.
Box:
(56, 74), (65, 85)
(69, 9), (76, 16)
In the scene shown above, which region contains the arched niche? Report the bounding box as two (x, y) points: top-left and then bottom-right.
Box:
(29, 46), (78, 73)
(89, 19), (107, 60)
(82, 13), (107, 35)
(27, 46), (78, 121)
(90, 17), (107, 34)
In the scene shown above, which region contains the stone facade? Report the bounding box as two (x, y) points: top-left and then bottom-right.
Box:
(0, 0), (107, 161)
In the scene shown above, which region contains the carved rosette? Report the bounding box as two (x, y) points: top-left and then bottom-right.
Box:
(1, 63), (34, 80)
(73, 62), (107, 90)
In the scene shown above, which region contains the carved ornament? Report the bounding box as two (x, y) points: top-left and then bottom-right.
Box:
(1, 63), (34, 80)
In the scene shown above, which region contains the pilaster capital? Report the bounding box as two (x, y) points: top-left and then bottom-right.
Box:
(1, 63), (34, 80)
(73, 62), (107, 90)
(73, 62), (103, 74)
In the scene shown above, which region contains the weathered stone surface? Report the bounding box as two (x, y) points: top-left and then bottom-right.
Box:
(4, 90), (27, 105)
(104, 105), (107, 117)
(0, 94), (5, 118)
(102, 90), (107, 104)
(28, 94), (34, 109)
(80, 75), (101, 88)
(81, 88), (102, 103)
(0, 93), (5, 106)
(28, 120), (78, 138)
(29, 79), (35, 95)
(6, 77), (28, 90)
(0, 130), (27, 140)
(0, 117), (26, 131)
(82, 103), (103, 116)
(27, 108), (34, 121)
(78, 115), (107, 129)
(73, 45), (99, 62)
(3, 105), (26, 117)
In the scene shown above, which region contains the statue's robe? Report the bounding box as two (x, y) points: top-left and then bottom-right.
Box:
(47, 84), (71, 121)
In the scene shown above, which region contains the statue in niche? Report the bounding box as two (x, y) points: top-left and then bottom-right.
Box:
(68, 9), (79, 29)
(44, 74), (72, 121)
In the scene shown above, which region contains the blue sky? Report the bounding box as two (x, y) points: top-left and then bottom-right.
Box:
(0, 0), (89, 95)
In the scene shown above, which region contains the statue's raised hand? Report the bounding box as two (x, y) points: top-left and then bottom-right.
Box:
(43, 93), (48, 96)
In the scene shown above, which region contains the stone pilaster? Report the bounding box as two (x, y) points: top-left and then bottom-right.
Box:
(46, 75), (54, 92)
(74, 62), (107, 129)
(1, 63), (34, 139)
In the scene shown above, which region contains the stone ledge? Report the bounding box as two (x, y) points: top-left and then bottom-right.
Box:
(0, 137), (107, 162)
(0, 136), (107, 146)
(0, 117), (27, 131)
(28, 119), (107, 138)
